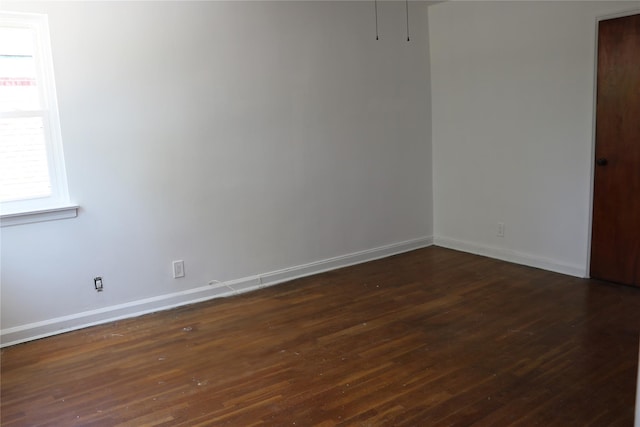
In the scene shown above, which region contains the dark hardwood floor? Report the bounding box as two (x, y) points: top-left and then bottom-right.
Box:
(1, 247), (639, 426)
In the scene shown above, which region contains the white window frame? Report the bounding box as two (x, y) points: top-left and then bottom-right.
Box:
(0, 11), (76, 226)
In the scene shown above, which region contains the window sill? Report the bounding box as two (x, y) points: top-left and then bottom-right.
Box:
(0, 205), (79, 227)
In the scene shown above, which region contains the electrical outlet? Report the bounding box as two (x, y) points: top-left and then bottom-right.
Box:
(173, 260), (185, 278)
(497, 222), (505, 237)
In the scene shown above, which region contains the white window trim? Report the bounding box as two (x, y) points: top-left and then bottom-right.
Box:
(0, 11), (76, 225)
(1, 205), (78, 227)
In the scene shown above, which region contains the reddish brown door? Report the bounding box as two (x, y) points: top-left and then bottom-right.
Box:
(590, 13), (640, 287)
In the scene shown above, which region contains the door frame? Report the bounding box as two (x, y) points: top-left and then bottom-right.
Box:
(586, 9), (640, 279)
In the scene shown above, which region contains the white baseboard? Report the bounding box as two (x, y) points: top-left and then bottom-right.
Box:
(636, 340), (640, 427)
(434, 236), (586, 278)
(1, 236), (433, 347)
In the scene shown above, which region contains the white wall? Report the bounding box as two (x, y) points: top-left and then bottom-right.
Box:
(0, 1), (433, 344)
(429, 1), (640, 277)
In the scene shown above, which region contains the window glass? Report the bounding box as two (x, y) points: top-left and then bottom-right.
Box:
(0, 13), (70, 215)
(0, 27), (40, 112)
(0, 116), (51, 202)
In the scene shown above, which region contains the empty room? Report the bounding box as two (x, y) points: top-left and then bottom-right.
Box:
(1, 1), (639, 425)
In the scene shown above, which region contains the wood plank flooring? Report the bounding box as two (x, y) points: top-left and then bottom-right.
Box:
(1, 247), (639, 426)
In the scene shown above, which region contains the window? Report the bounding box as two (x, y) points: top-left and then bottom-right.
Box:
(0, 12), (75, 223)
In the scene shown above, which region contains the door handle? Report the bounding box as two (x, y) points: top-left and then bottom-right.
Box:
(596, 158), (608, 166)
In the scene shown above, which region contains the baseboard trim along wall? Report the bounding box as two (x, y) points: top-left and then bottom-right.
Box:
(0, 236), (434, 347)
(434, 236), (585, 278)
(636, 340), (640, 427)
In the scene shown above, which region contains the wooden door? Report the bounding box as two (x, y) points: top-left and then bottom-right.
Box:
(590, 13), (640, 287)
